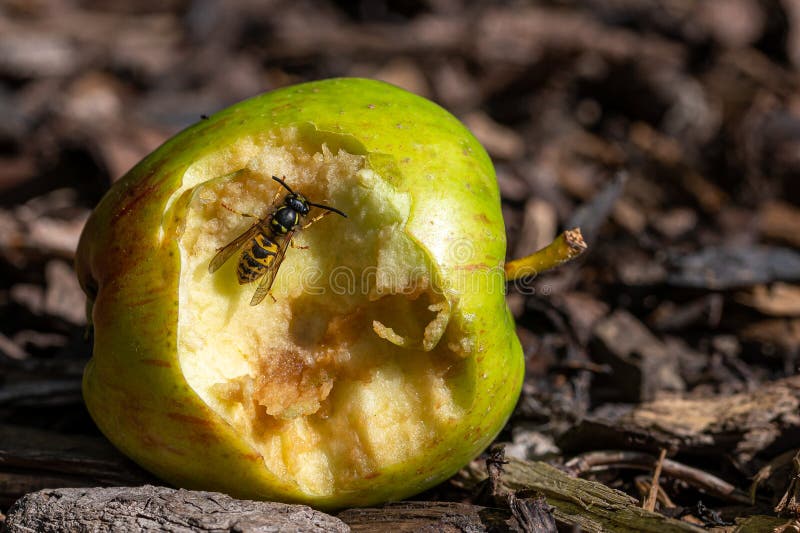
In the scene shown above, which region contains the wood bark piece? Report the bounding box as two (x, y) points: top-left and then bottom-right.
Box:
(759, 201), (800, 248)
(559, 375), (800, 467)
(338, 501), (515, 532)
(464, 457), (705, 532)
(508, 493), (557, 532)
(4, 485), (348, 533)
(0, 424), (155, 508)
(737, 283), (800, 317)
(732, 514), (797, 532)
(741, 318), (800, 352)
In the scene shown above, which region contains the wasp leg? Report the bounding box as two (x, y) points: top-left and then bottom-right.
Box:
(302, 210), (335, 230)
(220, 202), (259, 219)
(290, 241), (309, 250)
(270, 185), (282, 204)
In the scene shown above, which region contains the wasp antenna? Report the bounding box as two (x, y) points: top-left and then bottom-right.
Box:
(308, 202), (347, 218)
(271, 175), (295, 194)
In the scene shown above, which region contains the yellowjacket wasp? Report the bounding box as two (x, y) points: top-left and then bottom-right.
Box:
(208, 175), (346, 305)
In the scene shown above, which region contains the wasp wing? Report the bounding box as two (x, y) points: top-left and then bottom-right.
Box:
(250, 229), (295, 305)
(208, 222), (263, 274)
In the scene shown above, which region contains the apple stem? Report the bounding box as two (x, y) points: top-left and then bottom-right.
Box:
(504, 228), (587, 281)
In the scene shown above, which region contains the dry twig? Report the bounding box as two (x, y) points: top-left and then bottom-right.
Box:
(565, 450), (751, 504)
(643, 448), (667, 512)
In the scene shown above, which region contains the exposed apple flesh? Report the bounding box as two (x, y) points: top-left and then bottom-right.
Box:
(174, 128), (464, 496)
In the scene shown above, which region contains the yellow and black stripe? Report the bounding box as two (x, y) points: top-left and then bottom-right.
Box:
(236, 231), (279, 284)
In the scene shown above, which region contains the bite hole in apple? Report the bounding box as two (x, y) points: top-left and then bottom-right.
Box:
(170, 126), (470, 496)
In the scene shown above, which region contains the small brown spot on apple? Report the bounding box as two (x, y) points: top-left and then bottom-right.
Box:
(167, 412), (213, 426)
(474, 213), (491, 225)
(453, 263), (491, 271)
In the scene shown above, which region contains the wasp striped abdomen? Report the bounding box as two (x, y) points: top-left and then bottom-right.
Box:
(237, 231), (280, 284)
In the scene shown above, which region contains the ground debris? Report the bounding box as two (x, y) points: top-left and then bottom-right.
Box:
(590, 309), (685, 402)
(737, 284), (800, 317)
(339, 501), (514, 532)
(560, 375), (800, 469)
(464, 456), (706, 532)
(667, 246), (800, 290)
(774, 451), (800, 517)
(2, 0), (800, 529)
(5, 486), (348, 533)
(508, 492), (557, 533)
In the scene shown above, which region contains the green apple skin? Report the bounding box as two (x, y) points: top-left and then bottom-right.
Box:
(76, 78), (523, 509)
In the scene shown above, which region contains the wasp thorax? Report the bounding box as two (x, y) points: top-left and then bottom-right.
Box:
(272, 205), (300, 232)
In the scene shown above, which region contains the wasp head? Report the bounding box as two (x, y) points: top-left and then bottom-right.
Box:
(286, 193), (310, 215)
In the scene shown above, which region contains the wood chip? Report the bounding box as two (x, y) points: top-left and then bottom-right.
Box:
(737, 283), (800, 317)
(649, 295), (724, 332)
(612, 197), (647, 235)
(667, 245), (800, 289)
(759, 201), (800, 248)
(741, 319), (800, 351)
(0, 333), (28, 360)
(591, 310), (685, 402)
(567, 172), (627, 245)
(651, 207), (698, 239)
(696, 0), (765, 48)
(463, 111), (526, 160)
(513, 198), (557, 261)
(373, 57), (431, 98)
(554, 291), (610, 345)
(43, 260), (86, 325)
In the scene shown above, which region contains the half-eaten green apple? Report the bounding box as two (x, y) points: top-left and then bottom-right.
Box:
(76, 78), (524, 509)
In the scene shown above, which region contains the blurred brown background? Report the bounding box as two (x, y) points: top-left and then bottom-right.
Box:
(1, 0), (800, 525)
